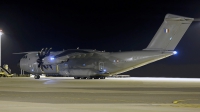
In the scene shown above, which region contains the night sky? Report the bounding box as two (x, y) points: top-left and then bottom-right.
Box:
(1, 1), (200, 77)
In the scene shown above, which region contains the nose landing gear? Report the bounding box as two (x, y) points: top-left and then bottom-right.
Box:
(34, 75), (40, 79)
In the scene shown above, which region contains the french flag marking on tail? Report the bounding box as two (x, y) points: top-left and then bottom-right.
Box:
(164, 28), (169, 33)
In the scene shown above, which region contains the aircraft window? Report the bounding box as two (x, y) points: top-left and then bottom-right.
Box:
(23, 55), (27, 59)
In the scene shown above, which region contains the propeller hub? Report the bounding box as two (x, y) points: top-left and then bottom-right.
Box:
(36, 48), (52, 71)
(36, 59), (43, 63)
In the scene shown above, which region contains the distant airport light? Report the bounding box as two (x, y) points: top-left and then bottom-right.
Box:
(173, 51), (177, 55)
(103, 69), (106, 72)
(0, 30), (3, 36)
(50, 57), (55, 60)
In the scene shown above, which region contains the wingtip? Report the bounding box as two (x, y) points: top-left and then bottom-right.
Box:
(194, 18), (200, 21)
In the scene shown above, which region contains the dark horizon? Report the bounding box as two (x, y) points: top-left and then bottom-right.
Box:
(1, 1), (200, 77)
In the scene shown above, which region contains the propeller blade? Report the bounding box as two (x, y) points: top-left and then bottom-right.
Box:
(38, 52), (41, 58)
(49, 65), (53, 70)
(46, 48), (52, 56)
(41, 48), (45, 57)
(40, 48), (44, 54)
(44, 48), (48, 55)
(38, 63), (41, 68)
(40, 65), (44, 72)
(43, 65), (47, 69)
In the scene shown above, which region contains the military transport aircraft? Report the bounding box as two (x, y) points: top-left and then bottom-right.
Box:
(15, 14), (194, 79)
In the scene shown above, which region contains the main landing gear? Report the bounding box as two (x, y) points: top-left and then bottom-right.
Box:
(74, 76), (106, 79)
(34, 75), (40, 79)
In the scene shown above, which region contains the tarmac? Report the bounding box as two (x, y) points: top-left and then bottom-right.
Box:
(0, 77), (200, 112)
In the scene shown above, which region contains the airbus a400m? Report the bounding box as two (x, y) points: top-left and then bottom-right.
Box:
(15, 14), (194, 79)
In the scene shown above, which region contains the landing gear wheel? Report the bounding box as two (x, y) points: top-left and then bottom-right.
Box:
(74, 77), (80, 79)
(34, 75), (40, 79)
(100, 76), (105, 79)
(94, 77), (99, 79)
(87, 76), (93, 79)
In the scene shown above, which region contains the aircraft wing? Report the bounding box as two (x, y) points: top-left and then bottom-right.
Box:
(13, 52), (38, 54)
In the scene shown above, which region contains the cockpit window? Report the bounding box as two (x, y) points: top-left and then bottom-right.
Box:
(23, 55), (27, 59)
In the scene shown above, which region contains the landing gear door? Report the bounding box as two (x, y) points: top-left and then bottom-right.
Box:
(99, 62), (104, 71)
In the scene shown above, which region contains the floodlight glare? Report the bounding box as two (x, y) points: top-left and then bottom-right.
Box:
(173, 51), (177, 55)
(50, 57), (55, 60)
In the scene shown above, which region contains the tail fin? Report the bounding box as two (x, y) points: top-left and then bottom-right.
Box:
(144, 14), (194, 51)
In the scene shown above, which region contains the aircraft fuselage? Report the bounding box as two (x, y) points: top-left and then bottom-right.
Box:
(20, 50), (174, 77)
(17, 14), (194, 79)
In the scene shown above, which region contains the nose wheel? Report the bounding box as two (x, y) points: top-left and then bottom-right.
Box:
(34, 75), (40, 79)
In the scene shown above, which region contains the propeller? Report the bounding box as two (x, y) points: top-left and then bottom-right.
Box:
(36, 48), (52, 71)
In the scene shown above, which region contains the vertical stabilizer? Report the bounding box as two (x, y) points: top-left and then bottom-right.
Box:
(144, 14), (194, 51)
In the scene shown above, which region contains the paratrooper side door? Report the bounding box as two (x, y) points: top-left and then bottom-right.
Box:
(99, 62), (104, 71)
